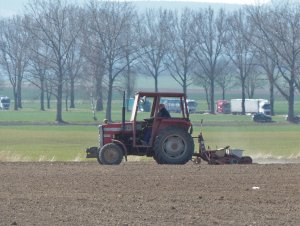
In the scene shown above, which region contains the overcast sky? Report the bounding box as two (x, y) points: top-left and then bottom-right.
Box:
(0, 0), (270, 17)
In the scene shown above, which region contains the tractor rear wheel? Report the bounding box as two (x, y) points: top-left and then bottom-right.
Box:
(153, 126), (194, 164)
(98, 143), (123, 165)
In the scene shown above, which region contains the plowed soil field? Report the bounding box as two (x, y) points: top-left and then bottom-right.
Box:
(0, 161), (299, 226)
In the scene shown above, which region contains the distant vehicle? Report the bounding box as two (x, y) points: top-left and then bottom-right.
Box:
(160, 98), (181, 113)
(216, 100), (231, 114)
(161, 98), (197, 113)
(252, 113), (272, 122)
(187, 99), (198, 113)
(230, 99), (271, 115)
(285, 115), (300, 123)
(0, 96), (10, 110)
(127, 97), (151, 112)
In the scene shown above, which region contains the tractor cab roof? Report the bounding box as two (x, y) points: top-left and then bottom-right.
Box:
(135, 91), (186, 98)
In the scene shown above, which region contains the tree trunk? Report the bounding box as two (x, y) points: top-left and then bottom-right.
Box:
(46, 81), (51, 109)
(182, 76), (186, 95)
(125, 55), (134, 99)
(17, 77), (22, 109)
(287, 80), (295, 122)
(154, 76), (158, 92)
(222, 87), (225, 100)
(210, 78), (215, 114)
(204, 86), (210, 112)
(13, 88), (18, 111)
(65, 94), (68, 112)
(106, 68), (113, 122)
(69, 77), (75, 108)
(47, 95), (51, 109)
(40, 90), (45, 111)
(95, 75), (103, 111)
(269, 83), (274, 116)
(40, 76), (45, 111)
(241, 79), (246, 115)
(56, 74), (63, 123)
(106, 79), (113, 122)
(40, 86), (45, 111)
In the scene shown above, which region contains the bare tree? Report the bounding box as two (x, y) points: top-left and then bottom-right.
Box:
(137, 9), (171, 92)
(26, 37), (51, 111)
(226, 9), (256, 115)
(243, 6), (281, 116)
(25, 0), (83, 122)
(0, 16), (30, 110)
(254, 41), (279, 115)
(245, 67), (264, 98)
(24, 14), (55, 111)
(87, 1), (137, 121)
(122, 57), (136, 103)
(81, 48), (105, 112)
(121, 44), (137, 105)
(120, 10), (139, 103)
(65, 6), (84, 109)
(165, 9), (196, 95)
(81, 8), (106, 112)
(192, 7), (228, 114)
(215, 59), (234, 100)
(247, 3), (300, 121)
(66, 40), (83, 109)
(193, 65), (211, 111)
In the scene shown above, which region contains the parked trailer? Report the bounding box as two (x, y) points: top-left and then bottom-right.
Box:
(230, 99), (271, 115)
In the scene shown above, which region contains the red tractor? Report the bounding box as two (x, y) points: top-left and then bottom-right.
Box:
(86, 92), (195, 165)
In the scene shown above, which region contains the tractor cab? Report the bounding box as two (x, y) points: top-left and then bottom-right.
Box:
(131, 92), (192, 148)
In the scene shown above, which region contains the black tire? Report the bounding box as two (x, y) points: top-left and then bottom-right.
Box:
(96, 148), (103, 165)
(239, 156), (253, 164)
(153, 126), (194, 164)
(98, 143), (123, 165)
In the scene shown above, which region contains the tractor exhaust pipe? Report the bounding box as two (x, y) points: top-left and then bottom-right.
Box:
(122, 91), (126, 131)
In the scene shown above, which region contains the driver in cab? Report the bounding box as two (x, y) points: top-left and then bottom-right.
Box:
(142, 103), (171, 144)
(156, 103), (171, 118)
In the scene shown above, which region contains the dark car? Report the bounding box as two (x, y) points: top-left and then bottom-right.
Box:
(285, 115), (300, 123)
(252, 113), (272, 122)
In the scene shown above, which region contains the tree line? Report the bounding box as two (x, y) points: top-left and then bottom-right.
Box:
(0, 0), (299, 122)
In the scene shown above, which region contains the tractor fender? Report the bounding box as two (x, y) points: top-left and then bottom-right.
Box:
(111, 139), (128, 161)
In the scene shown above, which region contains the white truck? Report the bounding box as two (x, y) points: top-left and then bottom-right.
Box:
(230, 99), (270, 115)
(0, 96), (10, 110)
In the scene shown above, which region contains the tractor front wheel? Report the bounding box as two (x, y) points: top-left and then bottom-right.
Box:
(96, 148), (103, 165)
(98, 143), (123, 165)
(154, 126), (194, 164)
